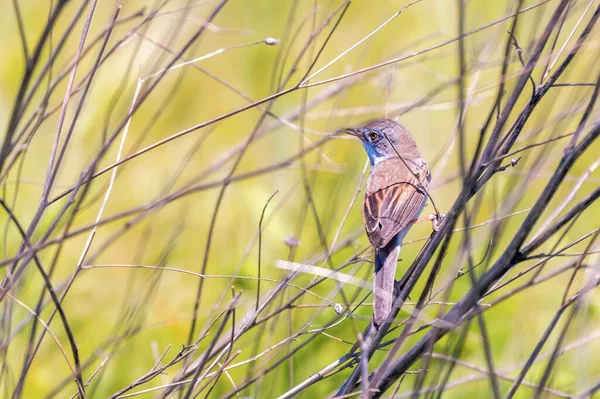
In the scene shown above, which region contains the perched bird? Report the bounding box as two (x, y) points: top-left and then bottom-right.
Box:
(345, 119), (432, 327)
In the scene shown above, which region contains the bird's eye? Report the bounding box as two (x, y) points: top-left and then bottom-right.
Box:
(369, 131), (378, 140)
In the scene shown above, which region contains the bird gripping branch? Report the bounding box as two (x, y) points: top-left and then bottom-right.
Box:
(345, 119), (432, 327)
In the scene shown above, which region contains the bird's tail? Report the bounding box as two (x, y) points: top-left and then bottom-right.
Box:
(373, 243), (401, 327)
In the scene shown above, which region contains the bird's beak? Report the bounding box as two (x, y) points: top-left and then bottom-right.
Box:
(344, 128), (363, 138)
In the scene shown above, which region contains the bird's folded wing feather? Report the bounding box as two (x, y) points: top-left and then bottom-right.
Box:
(362, 162), (429, 249)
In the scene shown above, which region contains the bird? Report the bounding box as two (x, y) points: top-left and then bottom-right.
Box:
(345, 119), (434, 327)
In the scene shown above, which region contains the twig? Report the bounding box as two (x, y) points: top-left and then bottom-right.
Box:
(257, 191), (279, 312)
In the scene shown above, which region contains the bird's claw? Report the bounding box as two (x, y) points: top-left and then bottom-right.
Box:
(428, 213), (445, 232)
(393, 280), (411, 300)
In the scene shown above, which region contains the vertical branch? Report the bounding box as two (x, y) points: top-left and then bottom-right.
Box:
(42, 0), (99, 202)
(11, 0), (29, 61)
(0, 200), (85, 399)
(257, 191), (278, 312)
(0, 1), (69, 174)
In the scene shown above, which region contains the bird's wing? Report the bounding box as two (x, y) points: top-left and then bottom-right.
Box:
(362, 162), (429, 249)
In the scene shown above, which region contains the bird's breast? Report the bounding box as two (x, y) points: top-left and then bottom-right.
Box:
(366, 157), (423, 194)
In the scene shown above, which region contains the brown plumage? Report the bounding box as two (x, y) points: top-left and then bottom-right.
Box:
(363, 157), (430, 249)
(345, 119), (430, 326)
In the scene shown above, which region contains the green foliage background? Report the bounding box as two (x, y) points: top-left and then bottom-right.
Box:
(0, 0), (598, 397)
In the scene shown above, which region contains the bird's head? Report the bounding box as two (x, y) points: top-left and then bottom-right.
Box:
(344, 119), (418, 165)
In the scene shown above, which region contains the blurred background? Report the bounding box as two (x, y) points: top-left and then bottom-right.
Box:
(0, 0), (599, 397)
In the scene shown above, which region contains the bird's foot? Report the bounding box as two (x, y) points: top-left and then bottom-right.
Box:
(393, 280), (411, 300)
(428, 213), (445, 232)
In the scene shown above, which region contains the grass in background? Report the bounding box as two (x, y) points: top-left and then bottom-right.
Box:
(0, 0), (599, 397)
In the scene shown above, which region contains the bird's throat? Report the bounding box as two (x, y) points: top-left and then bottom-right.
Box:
(363, 144), (387, 166)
